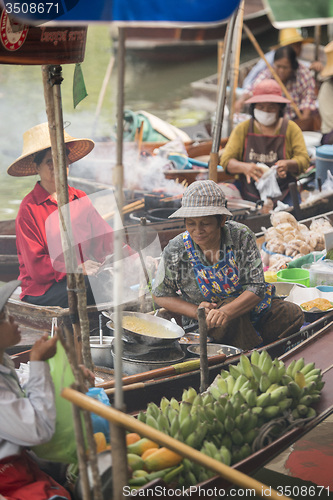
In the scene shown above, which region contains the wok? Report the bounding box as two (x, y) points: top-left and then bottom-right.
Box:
(104, 311), (185, 346)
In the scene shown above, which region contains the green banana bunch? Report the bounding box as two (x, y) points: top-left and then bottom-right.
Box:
(239, 354), (253, 379)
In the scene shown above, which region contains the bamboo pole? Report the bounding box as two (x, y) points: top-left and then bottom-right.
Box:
(242, 24), (303, 120)
(62, 387), (290, 500)
(227, 0), (245, 136)
(197, 307), (208, 392)
(210, 8), (238, 181)
(92, 54), (115, 136)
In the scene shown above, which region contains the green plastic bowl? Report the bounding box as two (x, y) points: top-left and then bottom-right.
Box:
(276, 268), (310, 287)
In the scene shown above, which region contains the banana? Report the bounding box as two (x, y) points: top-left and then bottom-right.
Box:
(160, 397), (170, 414)
(226, 375), (235, 395)
(232, 374), (248, 394)
(316, 381), (325, 391)
(221, 434), (232, 450)
(184, 430), (199, 448)
(170, 415), (180, 437)
(192, 394), (203, 407)
(281, 374), (294, 386)
(137, 411), (146, 423)
(231, 428), (244, 446)
(239, 354), (253, 379)
(146, 402), (160, 420)
(170, 397), (180, 411)
(178, 402), (192, 423)
(306, 407), (317, 419)
(157, 412), (170, 433)
(298, 394), (315, 406)
(209, 384), (224, 401)
(243, 428), (258, 445)
(269, 386), (289, 405)
(266, 383), (280, 394)
(263, 405), (280, 419)
(287, 381), (303, 399)
(235, 414), (245, 430)
(230, 391), (246, 407)
(225, 400), (235, 419)
(229, 364), (242, 379)
(240, 443), (251, 461)
(294, 371), (306, 389)
(220, 369), (230, 379)
(277, 398), (293, 411)
(214, 401), (226, 422)
(302, 381), (317, 395)
(256, 392), (272, 408)
(304, 368), (322, 380)
(251, 406), (264, 416)
(219, 446), (232, 466)
(308, 393), (321, 404)
(184, 387), (198, 404)
(251, 364), (262, 383)
(259, 373), (271, 393)
(180, 414), (194, 440)
(296, 404), (308, 417)
(244, 388), (257, 407)
(277, 364), (286, 380)
(167, 406), (178, 424)
(250, 350), (260, 366)
(181, 389), (189, 402)
(204, 407), (216, 424)
(258, 350), (268, 369)
(267, 364), (280, 384)
(286, 360), (296, 377)
(212, 418), (225, 436)
(242, 410), (254, 433)
(146, 414), (159, 430)
(291, 358), (305, 378)
(300, 362), (315, 375)
(202, 393), (215, 406)
(224, 415), (234, 433)
(216, 375), (228, 396)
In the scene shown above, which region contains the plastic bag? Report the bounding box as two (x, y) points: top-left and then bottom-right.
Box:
(86, 387), (111, 442)
(255, 165), (282, 201)
(32, 341), (78, 464)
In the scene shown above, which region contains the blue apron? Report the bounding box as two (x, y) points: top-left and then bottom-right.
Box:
(183, 231), (274, 323)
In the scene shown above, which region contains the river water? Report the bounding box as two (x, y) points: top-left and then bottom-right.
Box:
(0, 25), (278, 220)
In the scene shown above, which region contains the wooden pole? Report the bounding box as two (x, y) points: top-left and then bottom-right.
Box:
(227, 0), (245, 136)
(242, 24), (303, 120)
(62, 387), (291, 500)
(197, 307), (208, 392)
(92, 54), (115, 136)
(210, 8), (238, 181)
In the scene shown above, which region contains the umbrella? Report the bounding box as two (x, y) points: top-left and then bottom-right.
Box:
(262, 0), (333, 28)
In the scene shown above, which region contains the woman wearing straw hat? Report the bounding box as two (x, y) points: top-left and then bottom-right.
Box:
(8, 123), (133, 308)
(152, 180), (304, 350)
(220, 79), (309, 205)
(318, 41), (333, 145)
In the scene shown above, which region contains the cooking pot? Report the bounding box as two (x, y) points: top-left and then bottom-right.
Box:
(146, 208), (182, 222)
(90, 336), (113, 368)
(105, 311), (185, 346)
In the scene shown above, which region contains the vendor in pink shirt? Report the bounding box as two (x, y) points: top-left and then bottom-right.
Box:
(8, 123), (133, 308)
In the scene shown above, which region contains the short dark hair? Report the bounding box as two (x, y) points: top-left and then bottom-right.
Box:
(274, 45), (299, 71)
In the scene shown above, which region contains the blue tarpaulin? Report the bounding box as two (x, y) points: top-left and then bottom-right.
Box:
(0, 0), (241, 25)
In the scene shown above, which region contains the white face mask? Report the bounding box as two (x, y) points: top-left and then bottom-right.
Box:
(254, 108), (277, 127)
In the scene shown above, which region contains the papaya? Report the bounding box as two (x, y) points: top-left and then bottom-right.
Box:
(144, 447), (182, 471)
(94, 432), (107, 453)
(126, 433), (141, 446)
(127, 453), (145, 471)
(127, 437), (159, 456)
(141, 448), (160, 461)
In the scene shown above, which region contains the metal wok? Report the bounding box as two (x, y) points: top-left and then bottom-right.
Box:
(104, 311), (185, 346)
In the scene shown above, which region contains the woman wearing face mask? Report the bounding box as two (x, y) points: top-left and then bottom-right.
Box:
(220, 79), (309, 204)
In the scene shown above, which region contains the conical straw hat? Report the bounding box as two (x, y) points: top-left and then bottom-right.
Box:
(7, 122), (95, 177)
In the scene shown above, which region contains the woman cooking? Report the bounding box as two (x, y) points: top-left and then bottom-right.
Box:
(8, 122), (134, 308)
(152, 180), (304, 351)
(220, 79), (309, 205)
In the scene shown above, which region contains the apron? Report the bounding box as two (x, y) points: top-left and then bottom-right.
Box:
(240, 118), (295, 203)
(183, 231), (274, 324)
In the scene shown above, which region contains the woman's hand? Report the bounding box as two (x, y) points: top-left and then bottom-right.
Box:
(30, 333), (58, 362)
(243, 163), (263, 184)
(205, 308), (231, 329)
(275, 160), (289, 179)
(197, 301), (217, 318)
(78, 260), (101, 275)
(79, 364), (95, 387)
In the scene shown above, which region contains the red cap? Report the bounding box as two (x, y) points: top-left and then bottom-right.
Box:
(245, 79), (290, 104)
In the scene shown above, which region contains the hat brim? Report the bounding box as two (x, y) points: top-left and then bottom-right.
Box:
(245, 94), (290, 104)
(7, 138), (95, 177)
(270, 37), (313, 51)
(0, 280), (21, 311)
(169, 206), (232, 218)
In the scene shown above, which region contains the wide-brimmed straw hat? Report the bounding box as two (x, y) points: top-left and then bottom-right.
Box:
(320, 41), (333, 79)
(169, 180), (232, 218)
(7, 122), (95, 177)
(0, 280), (21, 312)
(245, 79), (290, 104)
(270, 28), (312, 50)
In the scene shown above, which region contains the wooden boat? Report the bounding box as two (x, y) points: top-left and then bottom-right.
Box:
(110, 0), (271, 63)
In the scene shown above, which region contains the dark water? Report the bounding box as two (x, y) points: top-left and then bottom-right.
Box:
(0, 25), (279, 220)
